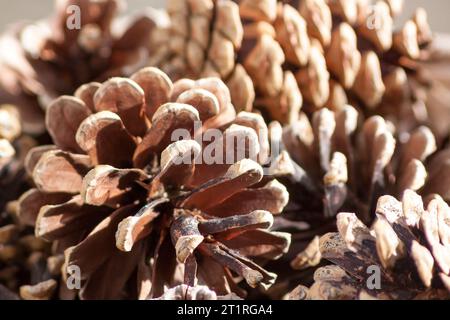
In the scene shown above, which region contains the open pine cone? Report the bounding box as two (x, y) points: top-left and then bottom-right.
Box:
(0, 0), (159, 135)
(291, 190), (450, 300)
(163, 0), (443, 138)
(17, 67), (290, 299)
(227, 1), (446, 139)
(261, 104), (450, 296)
(277, 105), (450, 234)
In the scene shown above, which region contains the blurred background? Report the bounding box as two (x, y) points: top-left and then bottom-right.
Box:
(1, 0), (450, 32)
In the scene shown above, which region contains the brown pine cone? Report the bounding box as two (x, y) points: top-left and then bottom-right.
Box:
(278, 105), (448, 231)
(165, 0), (432, 128)
(0, 0), (160, 135)
(261, 105), (450, 296)
(146, 9), (173, 72)
(0, 106), (55, 300)
(163, 0), (255, 113)
(292, 191), (450, 300)
(230, 1), (445, 140)
(17, 67), (290, 299)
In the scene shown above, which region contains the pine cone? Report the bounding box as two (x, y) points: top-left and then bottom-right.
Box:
(294, 190), (450, 300)
(277, 105), (449, 232)
(263, 105), (450, 296)
(163, 0), (436, 129)
(230, 1), (442, 139)
(162, 0), (303, 123)
(163, 0), (255, 113)
(17, 67), (290, 299)
(0, 0), (159, 135)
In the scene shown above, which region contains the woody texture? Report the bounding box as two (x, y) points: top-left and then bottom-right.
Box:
(1, 0), (450, 301)
(288, 191), (450, 299)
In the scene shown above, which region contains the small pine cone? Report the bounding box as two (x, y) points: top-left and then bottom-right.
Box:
(0, 202), (61, 300)
(17, 67), (290, 299)
(152, 284), (241, 300)
(234, 1), (443, 139)
(0, 0), (160, 135)
(165, 1), (445, 138)
(268, 104), (450, 293)
(301, 190), (450, 300)
(165, 0), (255, 113)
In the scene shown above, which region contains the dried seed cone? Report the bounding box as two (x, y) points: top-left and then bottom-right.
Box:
(227, 1), (444, 140)
(295, 191), (450, 300)
(0, 0), (160, 135)
(165, 0), (434, 128)
(18, 67), (291, 299)
(278, 105), (450, 232)
(266, 104), (450, 294)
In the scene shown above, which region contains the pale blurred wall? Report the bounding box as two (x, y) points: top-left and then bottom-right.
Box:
(398, 0), (450, 33)
(0, 0), (450, 32)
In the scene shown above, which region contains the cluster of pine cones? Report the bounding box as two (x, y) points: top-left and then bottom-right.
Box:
(0, 0), (450, 300)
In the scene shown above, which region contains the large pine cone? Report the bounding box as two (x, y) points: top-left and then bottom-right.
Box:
(232, 0), (445, 139)
(17, 67), (291, 299)
(264, 105), (450, 297)
(278, 106), (450, 233)
(163, 0), (446, 141)
(291, 190), (450, 300)
(0, 0), (159, 135)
